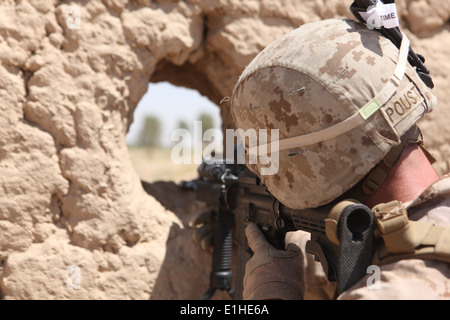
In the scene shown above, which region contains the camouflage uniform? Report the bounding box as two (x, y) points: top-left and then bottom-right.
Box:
(287, 174), (450, 300)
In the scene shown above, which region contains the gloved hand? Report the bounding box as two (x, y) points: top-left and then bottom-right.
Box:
(189, 209), (214, 252)
(243, 223), (305, 300)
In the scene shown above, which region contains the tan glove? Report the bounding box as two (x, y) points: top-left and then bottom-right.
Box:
(243, 223), (305, 300)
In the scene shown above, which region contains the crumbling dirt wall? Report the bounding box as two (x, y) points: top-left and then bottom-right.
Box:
(0, 0), (448, 299)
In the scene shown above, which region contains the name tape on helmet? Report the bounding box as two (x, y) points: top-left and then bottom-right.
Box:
(382, 83), (424, 127)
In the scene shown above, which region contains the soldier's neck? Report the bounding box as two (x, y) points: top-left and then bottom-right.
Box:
(364, 144), (439, 209)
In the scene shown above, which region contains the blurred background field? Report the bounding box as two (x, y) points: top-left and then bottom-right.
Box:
(127, 81), (222, 183)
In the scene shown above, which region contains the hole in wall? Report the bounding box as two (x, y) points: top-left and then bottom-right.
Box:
(126, 81), (222, 183)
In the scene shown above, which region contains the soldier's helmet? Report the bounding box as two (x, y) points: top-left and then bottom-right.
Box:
(231, 19), (437, 209)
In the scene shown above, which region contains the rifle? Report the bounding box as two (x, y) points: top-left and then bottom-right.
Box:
(181, 159), (376, 300)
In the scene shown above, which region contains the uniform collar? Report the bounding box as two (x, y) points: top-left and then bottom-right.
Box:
(405, 174), (450, 209)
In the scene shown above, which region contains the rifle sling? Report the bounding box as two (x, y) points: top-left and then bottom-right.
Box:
(372, 200), (450, 266)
